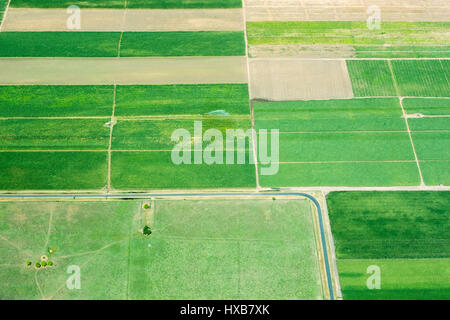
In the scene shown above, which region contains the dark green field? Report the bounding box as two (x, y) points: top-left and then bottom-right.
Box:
(0, 152), (107, 190)
(327, 191), (450, 300)
(0, 32), (245, 57)
(10, 0), (242, 9)
(346, 60), (396, 96)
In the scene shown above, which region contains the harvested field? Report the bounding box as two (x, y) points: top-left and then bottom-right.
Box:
(0, 57), (248, 85)
(3, 8), (244, 32)
(245, 0), (450, 22)
(249, 59), (354, 101)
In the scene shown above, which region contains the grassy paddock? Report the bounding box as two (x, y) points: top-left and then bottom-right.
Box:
(0, 199), (322, 299)
(0, 32), (245, 57)
(10, 0), (242, 9)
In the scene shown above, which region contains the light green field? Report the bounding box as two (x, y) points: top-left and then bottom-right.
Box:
(247, 22), (450, 46)
(346, 60), (396, 97)
(112, 117), (251, 150)
(254, 98), (421, 187)
(327, 191), (450, 299)
(354, 46), (450, 58)
(259, 162), (420, 187)
(338, 259), (450, 300)
(277, 132), (415, 162)
(10, 0), (242, 9)
(0, 199), (323, 299)
(0, 152), (107, 190)
(0, 32), (245, 57)
(254, 98), (405, 132)
(0, 119), (110, 150)
(111, 151), (256, 189)
(392, 60), (449, 97)
(115, 84), (250, 116)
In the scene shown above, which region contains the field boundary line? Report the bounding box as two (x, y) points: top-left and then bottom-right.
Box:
(0, 0), (11, 32)
(107, 83), (117, 191)
(275, 160), (417, 164)
(249, 57), (450, 61)
(242, 0), (260, 189)
(387, 60), (425, 186)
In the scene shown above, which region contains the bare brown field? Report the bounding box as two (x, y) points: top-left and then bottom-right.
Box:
(249, 59), (354, 101)
(245, 0), (449, 21)
(3, 8), (244, 31)
(0, 57), (248, 85)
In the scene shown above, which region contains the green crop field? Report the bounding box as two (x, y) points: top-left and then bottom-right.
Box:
(0, 86), (114, 117)
(353, 46), (450, 59)
(0, 152), (107, 190)
(115, 84), (250, 116)
(247, 22), (450, 46)
(0, 0), (7, 24)
(0, 199), (323, 299)
(0, 32), (245, 57)
(327, 191), (450, 300)
(254, 98), (422, 187)
(0, 84), (256, 191)
(346, 60), (396, 97)
(391, 60), (449, 97)
(10, 0), (242, 9)
(402, 98), (450, 185)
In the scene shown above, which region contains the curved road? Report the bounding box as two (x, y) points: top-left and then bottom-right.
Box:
(0, 191), (335, 300)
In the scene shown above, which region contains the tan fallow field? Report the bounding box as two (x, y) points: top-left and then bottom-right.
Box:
(249, 59), (354, 101)
(3, 8), (244, 32)
(0, 57), (248, 85)
(249, 45), (357, 59)
(245, 0), (450, 21)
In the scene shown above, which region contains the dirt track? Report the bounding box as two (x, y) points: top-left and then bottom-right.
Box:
(0, 57), (248, 85)
(245, 0), (450, 21)
(3, 8), (244, 31)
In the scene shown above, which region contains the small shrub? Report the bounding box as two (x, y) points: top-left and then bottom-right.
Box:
(143, 203), (150, 209)
(35, 263), (41, 269)
(143, 225), (152, 236)
(41, 261), (47, 267)
(26, 261), (32, 266)
(48, 261), (53, 266)
(272, 197), (276, 201)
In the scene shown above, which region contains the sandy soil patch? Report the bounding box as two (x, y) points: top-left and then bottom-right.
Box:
(3, 8), (244, 31)
(0, 57), (248, 85)
(249, 59), (354, 101)
(245, 0), (449, 21)
(249, 45), (356, 59)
